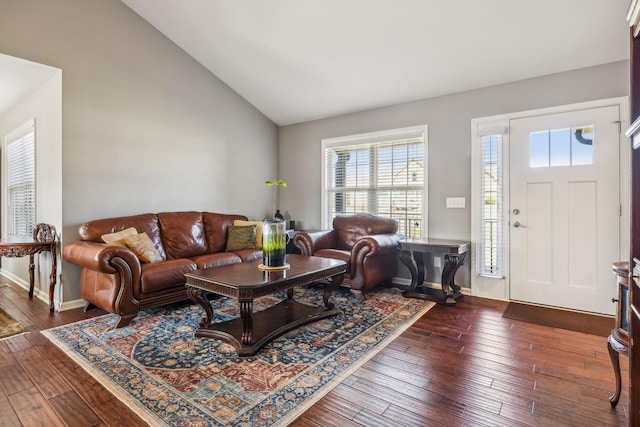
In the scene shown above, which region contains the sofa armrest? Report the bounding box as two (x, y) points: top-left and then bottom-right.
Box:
(293, 230), (338, 256)
(352, 233), (403, 258)
(63, 241), (142, 326)
(63, 241), (141, 275)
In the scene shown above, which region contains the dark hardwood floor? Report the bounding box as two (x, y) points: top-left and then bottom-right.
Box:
(0, 279), (629, 426)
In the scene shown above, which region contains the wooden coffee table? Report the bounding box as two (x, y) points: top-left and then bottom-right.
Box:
(184, 254), (346, 356)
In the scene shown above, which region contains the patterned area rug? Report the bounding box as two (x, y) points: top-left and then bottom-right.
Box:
(0, 307), (27, 340)
(43, 285), (434, 426)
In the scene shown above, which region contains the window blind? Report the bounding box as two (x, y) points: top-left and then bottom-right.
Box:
(6, 125), (36, 237)
(479, 134), (503, 277)
(323, 128), (426, 238)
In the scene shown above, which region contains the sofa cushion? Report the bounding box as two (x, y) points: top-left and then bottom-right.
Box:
(233, 220), (263, 248)
(158, 212), (208, 259)
(231, 248), (263, 262)
(203, 212), (248, 253)
(123, 232), (163, 263)
(190, 252), (243, 269)
(315, 248), (352, 275)
(101, 227), (137, 247)
(225, 225), (256, 251)
(139, 259), (197, 295)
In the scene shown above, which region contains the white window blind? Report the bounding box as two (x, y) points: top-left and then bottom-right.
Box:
(479, 133), (504, 277)
(6, 120), (36, 237)
(322, 126), (427, 238)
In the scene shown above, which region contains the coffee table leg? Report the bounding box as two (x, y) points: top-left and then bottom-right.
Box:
(187, 286), (213, 327)
(240, 299), (254, 345)
(323, 273), (344, 310)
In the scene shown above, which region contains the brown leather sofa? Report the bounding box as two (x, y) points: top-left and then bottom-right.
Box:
(63, 211), (262, 328)
(293, 213), (403, 299)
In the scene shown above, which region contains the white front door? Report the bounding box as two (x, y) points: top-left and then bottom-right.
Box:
(509, 105), (620, 314)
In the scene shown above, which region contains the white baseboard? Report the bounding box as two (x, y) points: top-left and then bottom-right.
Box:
(59, 298), (89, 312)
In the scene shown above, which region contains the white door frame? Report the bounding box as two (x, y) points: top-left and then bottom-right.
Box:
(470, 97), (629, 301)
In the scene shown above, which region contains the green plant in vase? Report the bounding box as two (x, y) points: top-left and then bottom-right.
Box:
(262, 219), (287, 267)
(263, 179), (288, 267)
(265, 179), (287, 219)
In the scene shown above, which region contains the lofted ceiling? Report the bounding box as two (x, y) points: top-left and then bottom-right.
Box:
(2, 2), (632, 126)
(121, 0), (631, 126)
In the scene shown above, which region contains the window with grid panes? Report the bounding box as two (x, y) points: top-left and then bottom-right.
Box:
(322, 126), (427, 238)
(5, 119), (36, 237)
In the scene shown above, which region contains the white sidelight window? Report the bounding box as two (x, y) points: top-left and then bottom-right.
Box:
(479, 133), (504, 277)
(472, 121), (508, 281)
(322, 125), (428, 238)
(4, 119), (36, 238)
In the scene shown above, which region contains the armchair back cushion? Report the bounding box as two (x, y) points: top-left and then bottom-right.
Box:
(333, 214), (398, 250)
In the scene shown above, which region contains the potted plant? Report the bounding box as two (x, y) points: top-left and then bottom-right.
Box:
(265, 179), (287, 219)
(262, 179), (288, 268)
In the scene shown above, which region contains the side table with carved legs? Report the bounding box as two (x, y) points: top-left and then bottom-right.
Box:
(0, 237), (57, 311)
(398, 238), (469, 305)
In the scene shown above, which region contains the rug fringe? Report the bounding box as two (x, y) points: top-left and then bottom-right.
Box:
(0, 331), (29, 342)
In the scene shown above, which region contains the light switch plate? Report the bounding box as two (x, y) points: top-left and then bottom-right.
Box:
(446, 197), (465, 208)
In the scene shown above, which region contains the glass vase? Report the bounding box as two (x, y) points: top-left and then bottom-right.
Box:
(262, 219), (287, 268)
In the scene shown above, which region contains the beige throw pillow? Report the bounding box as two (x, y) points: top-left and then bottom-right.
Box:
(233, 220), (263, 248)
(123, 232), (163, 263)
(101, 227), (138, 247)
(225, 225), (257, 252)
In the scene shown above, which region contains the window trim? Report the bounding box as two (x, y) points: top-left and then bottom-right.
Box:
(321, 125), (428, 235)
(471, 119), (510, 298)
(475, 126), (508, 279)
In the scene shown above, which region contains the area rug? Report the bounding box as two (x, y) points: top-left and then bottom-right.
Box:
(43, 285), (434, 426)
(0, 307), (27, 340)
(503, 301), (614, 337)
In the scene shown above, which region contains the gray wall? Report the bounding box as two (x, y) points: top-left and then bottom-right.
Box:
(279, 61), (629, 285)
(0, 0), (278, 304)
(280, 61), (629, 236)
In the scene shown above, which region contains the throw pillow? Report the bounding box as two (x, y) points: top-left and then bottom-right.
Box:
(101, 227), (138, 247)
(225, 225), (257, 252)
(123, 232), (163, 263)
(233, 219), (263, 248)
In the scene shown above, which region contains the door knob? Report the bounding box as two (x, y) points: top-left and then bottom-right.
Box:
(513, 221), (527, 228)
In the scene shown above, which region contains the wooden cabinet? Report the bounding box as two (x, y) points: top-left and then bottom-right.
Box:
(626, 2), (640, 422)
(608, 262), (629, 407)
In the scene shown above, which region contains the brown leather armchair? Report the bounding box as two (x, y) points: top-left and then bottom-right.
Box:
(293, 213), (403, 299)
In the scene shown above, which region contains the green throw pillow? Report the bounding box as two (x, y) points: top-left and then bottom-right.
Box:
(225, 225), (257, 252)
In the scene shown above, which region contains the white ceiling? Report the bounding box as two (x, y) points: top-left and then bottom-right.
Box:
(1, 2), (632, 126)
(122, 0), (632, 126)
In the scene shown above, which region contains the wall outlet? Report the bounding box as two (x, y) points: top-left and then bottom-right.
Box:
(433, 256), (442, 268)
(446, 197), (465, 208)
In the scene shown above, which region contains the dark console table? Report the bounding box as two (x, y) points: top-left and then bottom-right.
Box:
(398, 238), (469, 305)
